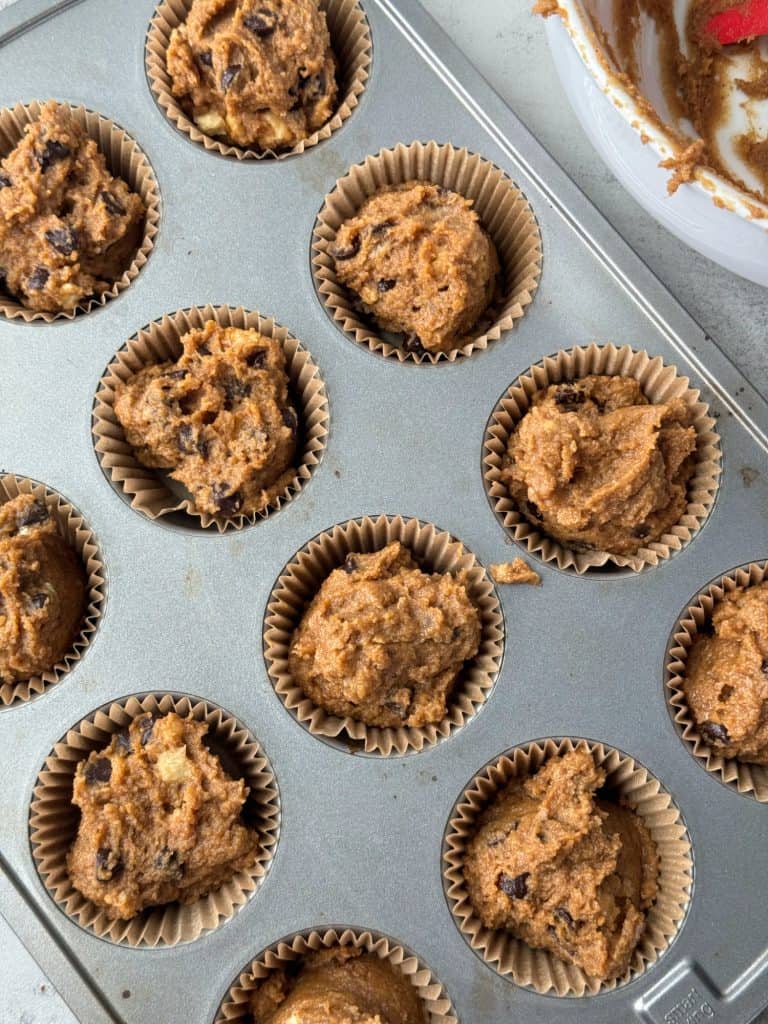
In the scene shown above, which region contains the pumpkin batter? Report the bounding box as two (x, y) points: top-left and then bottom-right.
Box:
(289, 541), (481, 728)
(0, 101), (145, 313)
(0, 494), (86, 683)
(332, 181), (499, 354)
(502, 375), (697, 555)
(114, 321), (298, 519)
(464, 748), (659, 982)
(683, 581), (768, 764)
(67, 712), (259, 920)
(249, 946), (426, 1024)
(166, 0), (337, 151)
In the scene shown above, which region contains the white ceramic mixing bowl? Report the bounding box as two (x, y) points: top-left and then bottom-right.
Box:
(544, 0), (768, 286)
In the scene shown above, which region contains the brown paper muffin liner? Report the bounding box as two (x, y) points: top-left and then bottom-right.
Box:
(666, 560), (768, 802)
(215, 926), (457, 1023)
(145, 0), (372, 160)
(0, 474), (104, 708)
(0, 100), (160, 323)
(29, 692), (280, 947)
(483, 342), (721, 573)
(92, 304), (329, 532)
(264, 515), (504, 756)
(311, 141), (543, 364)
(442, 737), (692, 997)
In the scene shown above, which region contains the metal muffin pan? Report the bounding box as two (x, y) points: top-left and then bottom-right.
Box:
(0, 0), (767, 1021)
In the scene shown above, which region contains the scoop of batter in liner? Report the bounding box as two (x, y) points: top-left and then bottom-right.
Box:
(332, 181), (499, 354)
(0, 494), (86, 684)
(289, 541), (481, 728)
(502, 374), (697, 556)
(249, 946), (426, 1024)
(113, 321), (298, 519)
(683, 581), (768, 764)
(67, 712), (259, 920)
(166, 0), (338, 151)
(464, 748), (659, 982)
(0, 101), (145, 313)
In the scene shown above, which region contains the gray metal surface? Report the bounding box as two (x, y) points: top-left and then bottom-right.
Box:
(0, 0), (767, 1021)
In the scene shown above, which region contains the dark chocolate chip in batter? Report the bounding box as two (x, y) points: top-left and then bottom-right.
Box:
(0, 173), (11, 189)
(700, 720), (730, 744)
(555, 906), (575, 928)
(377, 279), (396, 292)
(281, 406), (297, 433)
(27, 266), (50, 290)
(371, 220), (394, 236)
(16, 501), (48, 529)
(95, 847), (123, 882)
(554, 387), (586, 411)
(633, 523), (651, 539)
(222, 374), (251, 409)
(28, 592), (48, 609)
(342, 554), (357, 574)
(37, 140), (70, 171)
(84, 758), (113, 785)
(221, 64), (242, 91)
(244, 8), (277, 36)
(115, 732), (132, 756)
(100, 190), (126, 217)
(196, 49), (213, 68)
(165, 369), (188, 382)
(155, 847), (185, 880)
(762, 658), (768, 676)
(45, 228), (78, 256)
(138, 715), (156, 746)
(486, 834), (505, 848)
(245, 348), (267, 368)
(178, 423), (196, 454)
(332, 237), (360, 261)
(197, 438), (211, 459)
(498, 872), (529, 899)
(212, 484), (243, 516)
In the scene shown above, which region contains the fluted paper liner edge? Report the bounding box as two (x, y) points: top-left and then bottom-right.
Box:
(146, 0), (372, 160)
(0, 100), (159, 323)
(0, 474), (104, 707)
(215, 926), (457, 1023)
(482, 343), (721, 572)
(92, 304), (329, 532)
(312, 140), (543, 364)
(666, 560), (768, 802)
(29, 692), (280, 947)
(442, 737), (692, 997)
(264, 515), (504, 755)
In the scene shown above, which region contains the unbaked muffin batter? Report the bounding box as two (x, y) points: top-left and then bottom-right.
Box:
(249, 946), (426, 1024)
(683, 581), (768, 764)
(67, 712), (259, 920)
(332, 181), (499, 354)
(166, 0), (338, 151)
(502, 375), (697, 555)
(464, 748), (659, 982)
(114, 321), (298, 518)
(0, 102), (145, 313)
(289, 541), (481, 728)
(0, 494), (86, 683)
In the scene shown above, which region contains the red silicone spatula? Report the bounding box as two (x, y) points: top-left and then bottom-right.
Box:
(703, 0), (768, 44)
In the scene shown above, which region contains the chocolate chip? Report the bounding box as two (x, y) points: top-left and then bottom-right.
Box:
(45, 228), (78, 256)
(762, 659), (768, 676)
(555, 906), (574, 928)
(0, 173), (10, 189)
(165, 369), (187, 382)
(243, 8), (277, 36)
(221, 64), (241, 91)
(525, 500), (544, 522)
(100, 190), (126, 217)
(28, 592), (48, 609)
(371, 220), (394, 235)
(281, 406), (297, 433)
(384, 700), (408, 719)
(138, 715), (155, 746)
(197, 341), (211, 356)
(84, 758), (112, 785)
(700, 720), (730, 744)
(403, 335), (425, 355)
(16, 501), (48, 528)
(245, 348), (267, 368)
(212, 484), (243, 516)
(95, 847), (122, 883)
(115, 732), (132, 756)
(27, 266), (49, 290)
(37, 140), (70, 171)
(554, 387), (586, 411)
(223, 374), (251, 409)
(633, 523), (650, 539)
(498, 872), (529, 899)
(155, 848), (184, 880)
(178, 423), (196, 454)
(331, 237), (360, 261)
(300, 71), (326, 100)
(486, 834), (505, 848)
(197, 438), (210, 459)
(719, 684), (735, 702)
(196, 49), (213, 68)
(342, 554), (357, 574)
(377, 279), (396, 292)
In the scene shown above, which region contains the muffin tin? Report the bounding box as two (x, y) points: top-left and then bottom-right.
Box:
(1, 0), (768, 1021)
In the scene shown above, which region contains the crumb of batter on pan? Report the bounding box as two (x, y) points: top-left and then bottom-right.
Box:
(659, 140), (707, 195)
(532, 0), (560, 16)
(490, 558), (541, 586)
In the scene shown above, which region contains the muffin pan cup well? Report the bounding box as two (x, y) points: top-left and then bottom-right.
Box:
(29, 692), (280, 948)
(0, 473), (105, 708)
(442, 737), (693, 997)
(482, 342), (721, 574)
(214, 926), (457, 1023)
(0, 100), (160, 323)
(666, 560), (768, 802)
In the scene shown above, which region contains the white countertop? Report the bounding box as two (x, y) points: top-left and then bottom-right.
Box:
(1, 0), (766, 1021)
